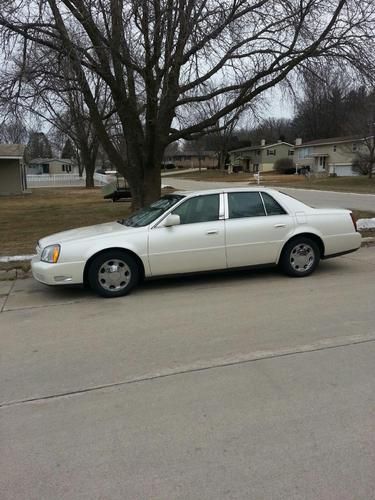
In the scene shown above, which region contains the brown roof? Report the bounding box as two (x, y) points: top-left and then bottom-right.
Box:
(0, 144), (25, 158)
(296, 135), (365, 147)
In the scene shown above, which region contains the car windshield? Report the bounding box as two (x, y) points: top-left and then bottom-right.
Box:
(119, 194), (184, 227)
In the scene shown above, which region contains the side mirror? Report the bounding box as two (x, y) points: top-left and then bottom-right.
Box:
(164, 214), (181, 227)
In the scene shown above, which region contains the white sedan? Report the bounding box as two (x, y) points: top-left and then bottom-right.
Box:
(31, 188), (361, 297)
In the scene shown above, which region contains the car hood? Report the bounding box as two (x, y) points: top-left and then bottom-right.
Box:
(38, 221), (141, 248)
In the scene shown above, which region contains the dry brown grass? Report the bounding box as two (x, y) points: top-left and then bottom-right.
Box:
(0, 188), (132, 255)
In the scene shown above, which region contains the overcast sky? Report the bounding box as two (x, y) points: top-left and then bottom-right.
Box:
(265, 87), (294, 119)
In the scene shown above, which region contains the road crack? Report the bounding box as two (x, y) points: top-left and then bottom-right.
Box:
(1, 333), (375, 410)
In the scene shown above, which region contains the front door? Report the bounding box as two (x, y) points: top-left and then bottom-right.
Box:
(148, 193), (226, 276)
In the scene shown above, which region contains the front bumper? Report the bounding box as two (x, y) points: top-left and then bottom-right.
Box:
(31, 256), (84, 285)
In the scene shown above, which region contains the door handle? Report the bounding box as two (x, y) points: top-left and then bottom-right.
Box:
(274, 224), (286, 228)
(206, 230), (219, 235)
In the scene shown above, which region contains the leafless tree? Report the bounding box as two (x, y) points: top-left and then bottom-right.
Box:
(0, 48), (114, 187)
(248, 117), (295, 144)
(351, 98), (375, 178)
(0, 116), (27, 144)
(0, 0), (374, 206)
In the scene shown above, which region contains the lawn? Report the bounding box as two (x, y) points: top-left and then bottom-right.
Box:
(172, 169), (375, 193)
(0, 188), (131, 255)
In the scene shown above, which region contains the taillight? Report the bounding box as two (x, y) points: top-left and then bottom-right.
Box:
(350, 213), (358, 232)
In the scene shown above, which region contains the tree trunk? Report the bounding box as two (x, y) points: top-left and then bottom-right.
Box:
(128, 164), (161, 210)
(85, 167), (95, 188)
(124, 130), (166, 209)
(80, 148), (95, 188)
(77, 155), (84, 177)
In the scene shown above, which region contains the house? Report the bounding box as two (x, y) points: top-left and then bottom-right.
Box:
(294, 136), (369, 176)
(0, 144), (27, 195)
(163, 151), (217, 169)
(27, 158), (78, 175)
(229, 140), (295, 172)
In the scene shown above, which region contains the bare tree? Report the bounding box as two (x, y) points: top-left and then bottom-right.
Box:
(248, 117), (295, 144)
(0, 116), (27, 144)
(1, 50), (112, 187)
(0, 0), (374, 206)
(25, 131), (52, 161)
(351, 98), (375, 178)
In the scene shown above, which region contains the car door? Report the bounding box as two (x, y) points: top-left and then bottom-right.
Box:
(148, 193), (227, 276)
(224, 191), (294, 268)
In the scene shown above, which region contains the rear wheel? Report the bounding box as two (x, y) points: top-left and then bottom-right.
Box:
(280, 237), (320, 277)
(87, 251), (139, 297)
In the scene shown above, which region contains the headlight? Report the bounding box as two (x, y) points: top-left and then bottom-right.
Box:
(41, 244), (61, 263)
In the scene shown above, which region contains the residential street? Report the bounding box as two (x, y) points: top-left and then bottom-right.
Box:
(164, 177), (375, 211)
(1, 247), (374, 499)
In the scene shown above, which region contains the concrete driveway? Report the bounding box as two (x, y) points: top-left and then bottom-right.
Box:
(1, 248), (374, 499)
(164, 177), (375, 211)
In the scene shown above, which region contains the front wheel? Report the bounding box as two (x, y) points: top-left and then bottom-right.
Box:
(280, 237), (320, 277)
(87, 251), (139, 297)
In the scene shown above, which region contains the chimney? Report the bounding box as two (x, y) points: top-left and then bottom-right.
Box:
(295, 138), (302, 146)
(260, 139), (266, 146)
(277, 140), (282, 143)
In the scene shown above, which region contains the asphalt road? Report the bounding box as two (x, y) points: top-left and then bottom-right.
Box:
(164, 177), (375, 211)
(1, 248), (374, 499)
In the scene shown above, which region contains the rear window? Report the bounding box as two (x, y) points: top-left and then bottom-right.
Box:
(228, 192), (266, 218)
(261, 192), (287, 215)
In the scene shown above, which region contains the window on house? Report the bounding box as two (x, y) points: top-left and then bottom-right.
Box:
(228, 192), (266, 219)
(266, 149), (276, 156)
(352, 143), (358, 152)
(288, 150), (294, 156)
(333, 145), (337, 152)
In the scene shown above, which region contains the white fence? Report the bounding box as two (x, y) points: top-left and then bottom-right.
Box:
(26, 173), (112, 188)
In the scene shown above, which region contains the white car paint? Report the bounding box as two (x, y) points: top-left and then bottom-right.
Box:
(31, 188), (361, 290)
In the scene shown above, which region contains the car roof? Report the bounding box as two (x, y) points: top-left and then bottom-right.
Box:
(170, 187), (313, 213)
(173, 187), (280, 197)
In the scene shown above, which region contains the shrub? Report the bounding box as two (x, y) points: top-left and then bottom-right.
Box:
(352, 155), (372, 175)
(273, 157), (296, 174)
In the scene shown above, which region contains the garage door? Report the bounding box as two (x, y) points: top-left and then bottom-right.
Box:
(331, 165), (359, 177)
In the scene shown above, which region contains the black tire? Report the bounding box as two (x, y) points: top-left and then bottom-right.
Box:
(280, 237), (320, 277)
(87, 250), (140, 297)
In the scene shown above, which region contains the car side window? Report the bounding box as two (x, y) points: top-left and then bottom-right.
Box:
(261, 192), (287, 215)
(228, 192), (266, 219)
(172, 194), (220, 224)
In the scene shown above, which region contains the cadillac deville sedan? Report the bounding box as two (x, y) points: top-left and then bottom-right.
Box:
(32, 188), (361, 297)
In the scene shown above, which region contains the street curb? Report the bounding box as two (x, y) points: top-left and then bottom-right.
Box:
(0, 237), (374, 281)
(361, 236), (375, 247)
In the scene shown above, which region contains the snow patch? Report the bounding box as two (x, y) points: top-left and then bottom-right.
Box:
(0, 255), (35, 263)
(357, 218), (375, 230)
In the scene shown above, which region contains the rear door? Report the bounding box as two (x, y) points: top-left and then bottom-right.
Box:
(224, 191), (294, 268)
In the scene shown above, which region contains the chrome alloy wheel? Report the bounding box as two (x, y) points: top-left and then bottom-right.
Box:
(289, 243), (315, 273)
(98, 259), (131, 292)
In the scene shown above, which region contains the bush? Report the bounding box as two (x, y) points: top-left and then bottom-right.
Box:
(352, 155), (373, 176)
(273, 157), (296, 174)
